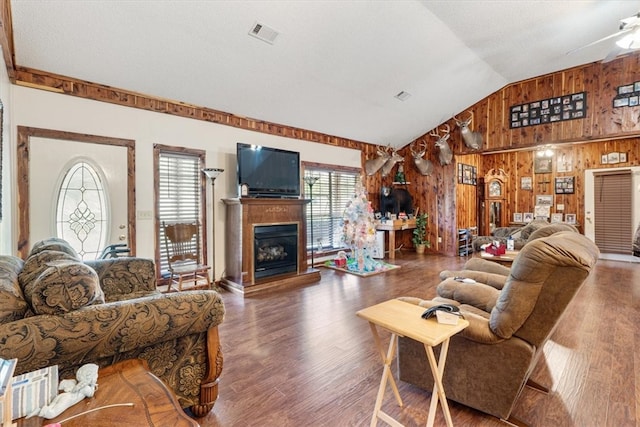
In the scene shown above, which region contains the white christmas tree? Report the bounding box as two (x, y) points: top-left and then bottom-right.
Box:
(341, 178), (380, 272)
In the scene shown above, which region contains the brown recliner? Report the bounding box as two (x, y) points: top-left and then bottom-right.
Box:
(397, 231), (599, 424)
(439, 223), (580, 291)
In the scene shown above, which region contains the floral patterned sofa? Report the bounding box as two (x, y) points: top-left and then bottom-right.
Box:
(0, 238), (224, 417)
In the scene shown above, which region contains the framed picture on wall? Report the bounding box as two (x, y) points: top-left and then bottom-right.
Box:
(556, 154), (572, 172)
(535, 195), (554, 206)
(513, 213), (523, 223)
(565, 214), (577, 224)
(534, 157), (553, 174)
(551, 213), (563, 223)
(534, 205), (550, 218)
(521, 177), (532, 190)
(523, 212), (534, 222)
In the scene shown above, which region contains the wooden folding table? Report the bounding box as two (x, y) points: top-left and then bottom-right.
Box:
(357, 299), (468, 427)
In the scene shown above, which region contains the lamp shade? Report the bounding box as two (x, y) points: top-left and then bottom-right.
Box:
(202, 168), (224, 180)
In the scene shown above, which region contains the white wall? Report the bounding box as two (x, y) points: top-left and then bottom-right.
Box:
(9, 86), (362, 276)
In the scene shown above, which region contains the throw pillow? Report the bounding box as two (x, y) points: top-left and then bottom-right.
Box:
(0, 256), (31, 322)
(28, 238), (80, 259)
(18, 250), (78, 291)
(26, 260), (105, 316)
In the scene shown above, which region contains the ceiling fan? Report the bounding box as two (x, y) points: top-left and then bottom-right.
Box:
(568, 12), (640, 62)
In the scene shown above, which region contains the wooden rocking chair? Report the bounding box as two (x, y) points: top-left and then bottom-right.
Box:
(162, 221), (211, 292)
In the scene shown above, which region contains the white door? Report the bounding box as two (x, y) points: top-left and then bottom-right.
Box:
(29, 137), (129, 259)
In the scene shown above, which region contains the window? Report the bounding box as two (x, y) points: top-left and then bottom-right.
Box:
(303, 164), (360, 252)
(56, 160), (108, 260)
(156, 147), (206, 276)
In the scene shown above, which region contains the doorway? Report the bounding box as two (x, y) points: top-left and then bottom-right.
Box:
(16, 127), (136, 258)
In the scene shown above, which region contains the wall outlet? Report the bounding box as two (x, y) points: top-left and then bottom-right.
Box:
(438, 236), (442, 243)
(556, 204), (564, 211)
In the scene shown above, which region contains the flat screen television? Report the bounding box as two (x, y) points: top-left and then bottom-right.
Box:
(236, 143), (301, 198)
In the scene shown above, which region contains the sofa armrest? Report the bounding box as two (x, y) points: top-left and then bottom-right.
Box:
(439, 270), (508, 290)
(456, 311), (505, 344)
(436, 278), (500, 312)
(462, 258), (511, 276)
(0, 290), (224, 375)
(84, 258), (157, 301)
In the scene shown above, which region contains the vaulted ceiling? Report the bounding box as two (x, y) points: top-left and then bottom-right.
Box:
(10, 1), (640, 147)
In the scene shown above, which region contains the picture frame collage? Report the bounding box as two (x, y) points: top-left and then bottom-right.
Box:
(513, 193), (576, 225)
(513, 212), (537, 223)
(513, 210), (576, 224)
(555, 176), (575, 194)
(510, 91), (587, 129)
(457, 163), (477, 185)
(601, 152), (628, 164)
(612, 81), (640, 108)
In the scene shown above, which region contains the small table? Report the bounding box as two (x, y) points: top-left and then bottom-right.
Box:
(479, 249), (519, 265)
(375, 219), (416, 259)
(19, 359), (198, 427)
(357, 299), (469, 427)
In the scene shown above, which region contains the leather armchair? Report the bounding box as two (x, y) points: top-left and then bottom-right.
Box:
(397, 231), (599, 424)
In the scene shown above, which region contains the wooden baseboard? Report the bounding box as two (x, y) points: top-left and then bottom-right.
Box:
(221, 268), (321, 297)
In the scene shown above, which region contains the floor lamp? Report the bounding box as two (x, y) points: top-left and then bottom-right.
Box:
(202, 168), (224, 287)
(303, 176), (319, 268)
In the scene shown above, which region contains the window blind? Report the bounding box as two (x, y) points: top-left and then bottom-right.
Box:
(304, 167), (359, 251)
(158, 152), (203, 274)
(594, 170), (632, 254)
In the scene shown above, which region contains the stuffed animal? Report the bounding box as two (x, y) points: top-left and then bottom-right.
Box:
(380, 187), (413, 217)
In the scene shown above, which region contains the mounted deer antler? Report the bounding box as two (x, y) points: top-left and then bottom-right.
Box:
(454, 111), (483, 150)
(410, 139), (434, 175)
(380, 147), (404, 177)
(430, 124), (453, 165)
(364, 145), (391, 175)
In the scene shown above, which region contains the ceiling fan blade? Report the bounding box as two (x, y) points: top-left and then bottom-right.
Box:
(602, 45), (626, 63)
(566, 28), (632, 55)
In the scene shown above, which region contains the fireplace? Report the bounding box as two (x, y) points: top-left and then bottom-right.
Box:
(222, 198), (320, 296)
(254, 224), (298, 279)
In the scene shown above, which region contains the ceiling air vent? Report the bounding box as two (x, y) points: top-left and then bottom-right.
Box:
(249, 22), (279, 44)
(395, 91), (411, 101)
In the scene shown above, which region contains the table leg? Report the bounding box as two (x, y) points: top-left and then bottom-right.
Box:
(424, 338), (453, 427)
(388, 230), (396, 260)
(368, 323), (403, 427)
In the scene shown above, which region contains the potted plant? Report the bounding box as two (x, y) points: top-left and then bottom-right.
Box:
(412, 213), (430, 254)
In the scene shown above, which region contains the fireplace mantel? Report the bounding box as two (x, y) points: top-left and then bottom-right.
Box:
(221, 198), (321, 296)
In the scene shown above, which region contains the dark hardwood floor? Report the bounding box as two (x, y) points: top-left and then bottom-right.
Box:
(199, 252), (640, 427)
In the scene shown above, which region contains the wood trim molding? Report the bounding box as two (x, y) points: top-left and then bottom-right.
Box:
(14, 66), (373, 150)
(16, 126), (136, 258)
(0, 0), (16, 80)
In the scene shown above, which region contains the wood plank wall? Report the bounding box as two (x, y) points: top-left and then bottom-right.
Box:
(400, 53), (640, 255)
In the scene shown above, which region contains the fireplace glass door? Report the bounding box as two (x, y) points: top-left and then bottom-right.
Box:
(254, 224), (298, 279)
